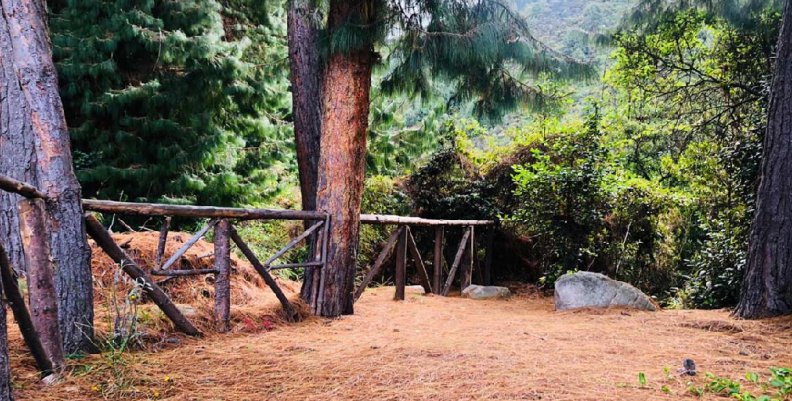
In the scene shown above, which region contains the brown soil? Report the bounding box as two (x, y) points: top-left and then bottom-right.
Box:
(9, 283), (792, 401)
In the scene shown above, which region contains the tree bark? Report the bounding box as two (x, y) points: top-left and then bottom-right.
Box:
(18, 199), (64, 370)
(0, 263), (12, 401)
(735, 0), (792, 319)
(0, 0), (93, 352)
(288, 0), (325, 301)
(310, 0), (374, 316)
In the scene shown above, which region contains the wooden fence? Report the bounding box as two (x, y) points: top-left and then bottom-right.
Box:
(0, 176), (495, 345)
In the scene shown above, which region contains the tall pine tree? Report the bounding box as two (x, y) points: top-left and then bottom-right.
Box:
(49, 0), (294, 207)
(294, 0), (591, 315)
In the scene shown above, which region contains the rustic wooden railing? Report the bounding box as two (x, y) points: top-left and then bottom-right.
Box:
(0, 175), (495, 349)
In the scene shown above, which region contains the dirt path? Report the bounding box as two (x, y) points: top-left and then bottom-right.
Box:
(12, 286), (792, 400)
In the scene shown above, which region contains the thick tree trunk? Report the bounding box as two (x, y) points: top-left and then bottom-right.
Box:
(735, 0), (792, 319)
(0, 0), (94, 352)
(288, 0), (325, 301)
(0, 267), (12, 401)
(311, 0), (374, 316)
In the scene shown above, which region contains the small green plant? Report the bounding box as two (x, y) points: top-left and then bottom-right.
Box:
(638, 372), (647, 388)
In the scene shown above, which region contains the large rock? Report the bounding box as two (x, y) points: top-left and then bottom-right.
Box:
(554, 271), (656, 311)
(461, 285), (511, 300)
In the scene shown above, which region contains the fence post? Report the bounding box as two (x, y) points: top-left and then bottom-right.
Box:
(394, 225), (407, 300)
(433, 226), (444, 294)
(213, 219), (231, 333)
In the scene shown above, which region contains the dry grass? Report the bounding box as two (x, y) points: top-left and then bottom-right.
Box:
(9, 283), (792, 401)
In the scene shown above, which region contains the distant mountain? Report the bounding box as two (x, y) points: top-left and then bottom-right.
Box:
(510, 0), (637, 64)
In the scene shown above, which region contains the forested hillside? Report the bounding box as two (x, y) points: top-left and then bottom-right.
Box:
(512, 0), (637, 62)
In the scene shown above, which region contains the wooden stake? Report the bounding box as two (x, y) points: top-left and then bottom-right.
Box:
(441, 228), (471, 296)
(18, 199), (64, 370)
(213, 220), (231, 333)
(433, 227), (444, 294)
(394, 226), (408, 301)
(230, 227), (299, 322)
(0, 245), (52, 375)
(461, 226), (474, 290)
(406, 227), (432, 294)
(151, 269), (219, 276)
(353, 226), (403, 301)
(155, 217), (171, 268)
(84, 214), (200, 336)
(159, 219), (218, 271)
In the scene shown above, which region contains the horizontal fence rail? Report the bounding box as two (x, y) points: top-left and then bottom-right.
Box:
(82, 199), (327, 221)
(360, 214), (494, 226)
(83, 200), (495, 226)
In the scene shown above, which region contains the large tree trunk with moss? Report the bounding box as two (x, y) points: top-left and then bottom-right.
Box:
(288, 0), (325, 301)
(735, 0), (792, 319)
(0, 0), (94, 352)
(309, 0), (374, 316)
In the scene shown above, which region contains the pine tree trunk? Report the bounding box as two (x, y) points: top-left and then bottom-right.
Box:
(312, 0), (374, 316)
(287, 0), (324, 301)
(735, 0), (792, 319)
(0, 249), (12, 401)
(0, 0), (94, 352)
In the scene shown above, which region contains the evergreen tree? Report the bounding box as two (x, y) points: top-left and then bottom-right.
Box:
(295, 0), (592, 315)
(49, 0), (294, 207)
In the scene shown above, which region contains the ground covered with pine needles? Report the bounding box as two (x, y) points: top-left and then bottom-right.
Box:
(10, 286), (792, 400)
(7, 232), (792, 400)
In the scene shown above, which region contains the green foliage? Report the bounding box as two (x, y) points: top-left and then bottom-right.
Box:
(372, 0), (593, 120)
(511, 111), (608, 282)
(50, 0), (294, 206)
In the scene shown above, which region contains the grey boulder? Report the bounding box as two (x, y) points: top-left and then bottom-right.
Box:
(554, 271), (656, 311)
(461, 285), (511, 300)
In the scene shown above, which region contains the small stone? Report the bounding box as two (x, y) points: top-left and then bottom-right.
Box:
(461, 285), (511, 300)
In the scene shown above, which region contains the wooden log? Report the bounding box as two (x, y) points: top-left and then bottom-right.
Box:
(150, 269), (219, 276)
(0, 174), (48, 200)
(159, 219), (217, 271)
(262, 220), (324, 267)
(360, 214), (494, 226)
(353, 226), (403, 301)
(461, 227), (474, 290)
(18, 199), (64, 370)
(315, 215), (331, 315)
(433, 227), (444, 294)
(155, 217), (171, 268)
(82, 199), (326, 221)
(0, 245), (52, 375)
(441, 229), (472, 296)
(484, 227), (494, 285)
(406, 227), (432, 294)
(213, 220), (231, 333)
(269, 262), (324, 270)
(229, 227), (299, 322)
(84, 214), (200, 336)
(394, 226), (408, 301)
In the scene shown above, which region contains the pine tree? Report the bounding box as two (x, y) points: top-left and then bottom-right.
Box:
(295, 0), (592, 315)
(735, 0), (792, 318)
(1, 0), (94, 355)
(49, 0), (294, 207)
